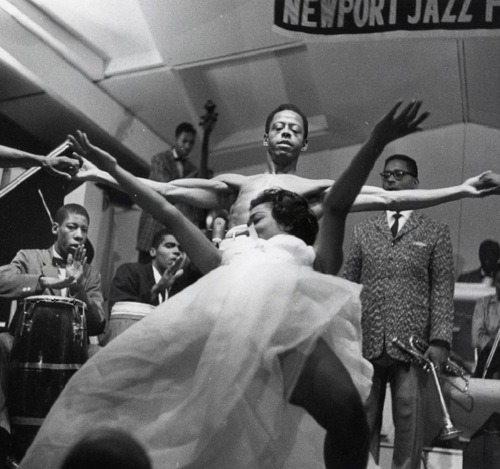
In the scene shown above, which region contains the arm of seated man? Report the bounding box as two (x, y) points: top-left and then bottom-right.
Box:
(149, 257), (184, 304)
(65, 246), (106, 336)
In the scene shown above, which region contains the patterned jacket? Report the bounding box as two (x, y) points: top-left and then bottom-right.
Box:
(136, 149), (198, 252)
(343, 211), (455, 363)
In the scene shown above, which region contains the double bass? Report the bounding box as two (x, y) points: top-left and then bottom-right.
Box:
(198, 100), (218, 180)
(191, 101), (219, 231)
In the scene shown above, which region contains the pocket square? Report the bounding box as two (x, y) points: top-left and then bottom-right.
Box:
(413, 241), (427, 247)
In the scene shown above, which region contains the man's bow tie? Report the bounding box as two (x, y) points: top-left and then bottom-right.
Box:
(52, 257), (66, 268)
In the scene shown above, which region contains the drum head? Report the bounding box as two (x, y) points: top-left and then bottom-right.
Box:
(24, 295), (86, 310)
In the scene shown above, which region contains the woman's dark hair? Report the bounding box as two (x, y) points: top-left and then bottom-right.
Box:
(249, 188), (318, 246)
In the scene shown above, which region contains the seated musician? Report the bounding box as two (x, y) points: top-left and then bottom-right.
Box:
(109, 229), (200, 313)
(0, 203), (105, 468)
(472, 261), (500, 379)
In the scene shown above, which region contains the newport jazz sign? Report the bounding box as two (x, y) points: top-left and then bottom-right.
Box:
(274, 0), (500, 39)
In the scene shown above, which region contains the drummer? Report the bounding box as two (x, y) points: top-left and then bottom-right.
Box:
(109, 229), (200, 313)
(0, 203), (105, 468)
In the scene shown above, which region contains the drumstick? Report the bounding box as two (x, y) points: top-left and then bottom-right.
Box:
(38, 188), (54, 225)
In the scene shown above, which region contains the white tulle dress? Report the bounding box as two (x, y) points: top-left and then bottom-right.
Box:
(19, 235), (372, 469)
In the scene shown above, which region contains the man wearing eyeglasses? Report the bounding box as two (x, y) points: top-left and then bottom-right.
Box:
(344, 154), (454, 469)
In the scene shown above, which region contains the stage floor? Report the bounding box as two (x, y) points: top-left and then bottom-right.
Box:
(367, 444), (463, 469)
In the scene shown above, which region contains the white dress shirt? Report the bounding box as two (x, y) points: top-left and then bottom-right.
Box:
(152, 265), (167, 304)
(386, 210), (413, 235)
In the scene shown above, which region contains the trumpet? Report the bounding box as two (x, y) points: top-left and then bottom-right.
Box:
(392, 336), (462, 441)
(408, 336), (470, 394)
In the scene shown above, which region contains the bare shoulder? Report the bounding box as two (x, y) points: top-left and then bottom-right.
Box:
(213, 173), (248, 188)
(282, 174), (333, 196)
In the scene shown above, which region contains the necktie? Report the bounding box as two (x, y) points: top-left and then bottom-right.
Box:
(391, 212), (401, 238)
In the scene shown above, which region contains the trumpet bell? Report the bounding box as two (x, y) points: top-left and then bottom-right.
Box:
(392, 336), (465, 442)
(439, 422), (462, 440)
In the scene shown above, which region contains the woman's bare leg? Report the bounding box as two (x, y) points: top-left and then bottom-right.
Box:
(288, 339), (369, 469)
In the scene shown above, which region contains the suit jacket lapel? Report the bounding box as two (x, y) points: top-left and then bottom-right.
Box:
(374, 213), (392, 239)
(166, 151), (181, 179)
(397, 211), (420, 238)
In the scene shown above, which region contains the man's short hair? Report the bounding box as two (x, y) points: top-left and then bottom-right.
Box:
(151, 229), (173, 250)
(55, 204), (90, 225)
(384, 154), (419, 179)
(175, 122), (197, 138)
(265, 104), (309, 140)
(480, 239), (500, 258)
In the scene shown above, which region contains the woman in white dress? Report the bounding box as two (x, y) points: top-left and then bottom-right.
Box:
(19, 101), (427, 469)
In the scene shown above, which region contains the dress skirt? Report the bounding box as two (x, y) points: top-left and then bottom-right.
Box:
(19, 235), (372, 469)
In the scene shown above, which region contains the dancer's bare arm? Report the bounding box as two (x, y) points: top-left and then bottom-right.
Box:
(0, 144), (80, 178)
(72, 146), (236, 210)
(315, 100), (429, 275)
(70, 132), (222, 274)
(310, 166), (496, 220)
(350, 172), (493, 212)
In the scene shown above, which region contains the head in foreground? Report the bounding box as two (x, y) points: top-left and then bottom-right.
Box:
(60, 427), (151, 469)
(248, 188), (318, 246)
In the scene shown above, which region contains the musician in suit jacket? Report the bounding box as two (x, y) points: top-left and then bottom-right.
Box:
(344, 154), (455, 469)
(110, 229), (200, 313)
(0, 203), (105, 467)
(136, 123), (198, 263)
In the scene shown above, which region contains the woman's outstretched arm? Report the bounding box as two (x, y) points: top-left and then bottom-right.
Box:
(69, 132), (223, 274)
(314, 100), (429, 275)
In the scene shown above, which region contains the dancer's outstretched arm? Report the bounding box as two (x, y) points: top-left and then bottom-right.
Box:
(74, 156), (234, 210)
(310, 171), (495, 219)
(0, 144), (80, 178)
(69, 133), (223, 274)
(315, 100), (428, 275)
(350, 172), (495, 212)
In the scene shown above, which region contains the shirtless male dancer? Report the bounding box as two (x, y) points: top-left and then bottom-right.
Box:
(73, 100), (500, 228)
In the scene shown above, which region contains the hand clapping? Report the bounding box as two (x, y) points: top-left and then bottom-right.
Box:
(66, 245), (87, 293)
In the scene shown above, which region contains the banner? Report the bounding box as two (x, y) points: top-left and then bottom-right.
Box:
(274, 0), (500, 40)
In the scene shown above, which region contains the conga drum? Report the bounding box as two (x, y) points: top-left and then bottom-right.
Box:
(103, 301), (156, 345)
(8, 295), (88, 458)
